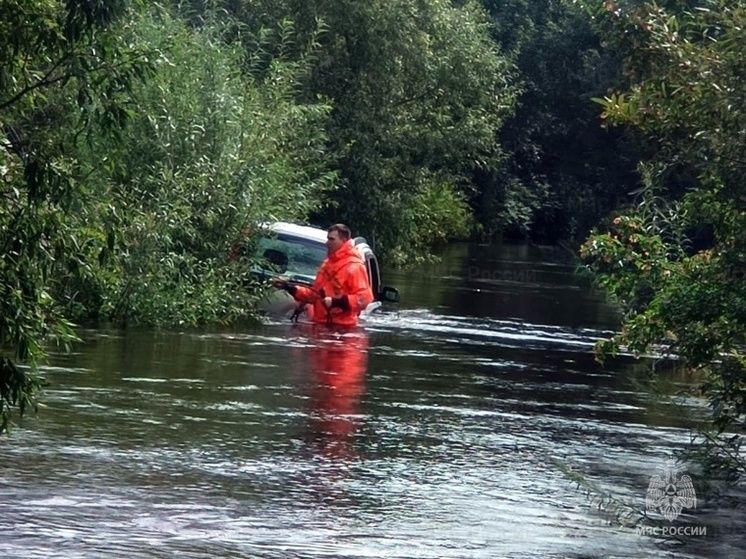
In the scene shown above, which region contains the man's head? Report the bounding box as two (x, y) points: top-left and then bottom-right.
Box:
(326, 223), (351, 256)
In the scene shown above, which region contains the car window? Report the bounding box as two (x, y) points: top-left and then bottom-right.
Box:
(255, 234), (326, 284)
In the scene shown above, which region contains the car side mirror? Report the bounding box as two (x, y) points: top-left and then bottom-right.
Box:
(379, 286), (400, 303)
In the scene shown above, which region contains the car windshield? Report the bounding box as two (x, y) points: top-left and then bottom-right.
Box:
(255, 233), (326, 284)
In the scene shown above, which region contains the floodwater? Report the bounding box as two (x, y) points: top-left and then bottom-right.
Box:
(1, 242), (744, 558)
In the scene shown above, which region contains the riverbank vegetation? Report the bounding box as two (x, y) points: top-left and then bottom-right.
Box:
(2, 0), (744, 487)
(579, 0), (746, 486)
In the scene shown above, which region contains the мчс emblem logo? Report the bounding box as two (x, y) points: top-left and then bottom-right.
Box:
(645, 458), (697, 522)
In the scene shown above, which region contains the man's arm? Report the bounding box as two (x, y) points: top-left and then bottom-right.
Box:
(273, 277), (322, 304)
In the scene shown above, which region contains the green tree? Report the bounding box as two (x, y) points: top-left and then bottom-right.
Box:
(581, 0), (746, 481)
(304, 0), (519, 262)
(1, 0), (152, 433)
(480, 0), (643, 241)
(1, 2), (336, 432)
(204, 0), (519, 263)
(72, 11), (336, 326)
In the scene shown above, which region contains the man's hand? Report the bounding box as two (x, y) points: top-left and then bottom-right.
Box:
(324, 296), (349, 311)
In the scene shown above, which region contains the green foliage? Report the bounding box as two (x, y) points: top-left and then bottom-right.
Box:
(483, 0), (643, 241)
(388, 171), (475, 265)
(1, 3), (336, 432)
(553, 457), (653, 530)
(77, 11), (336, 326)
(178, 0), (637, 250)
(589, 0), (745, 176)
(326, 0), (519, 260)
(226, 0), (518, 261)
(1, 357), (47, 434)
(1, 1), (150, 433)
(581, 0), (746, 482)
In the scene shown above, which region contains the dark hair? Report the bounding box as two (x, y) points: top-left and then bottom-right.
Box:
(328, 223), (351, 241)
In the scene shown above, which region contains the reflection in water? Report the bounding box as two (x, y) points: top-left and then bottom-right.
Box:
(390, 242), (618, 329)
(293, 326), (369, 460)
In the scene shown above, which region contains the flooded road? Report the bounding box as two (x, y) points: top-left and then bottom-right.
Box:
(1, 242), (743, 558)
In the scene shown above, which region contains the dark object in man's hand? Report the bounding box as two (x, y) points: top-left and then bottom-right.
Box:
(272, 278), (296, 296)
(330, 296), (350, 311)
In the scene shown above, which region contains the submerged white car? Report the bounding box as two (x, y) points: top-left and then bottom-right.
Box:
(252, 222), (399, 319)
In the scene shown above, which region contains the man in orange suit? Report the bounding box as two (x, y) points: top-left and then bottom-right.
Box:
(273, 224), (373, 327)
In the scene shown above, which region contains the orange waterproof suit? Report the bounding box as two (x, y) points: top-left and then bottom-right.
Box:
(291, 240), (374, 326)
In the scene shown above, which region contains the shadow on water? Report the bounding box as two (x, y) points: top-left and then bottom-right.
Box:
(1, 242), (744, 558)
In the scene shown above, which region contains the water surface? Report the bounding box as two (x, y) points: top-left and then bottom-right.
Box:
(1, 242), (743, 558)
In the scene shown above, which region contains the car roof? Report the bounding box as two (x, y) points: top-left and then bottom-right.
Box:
(265, 222), (374, 257)
(267, 222), (327, 243)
